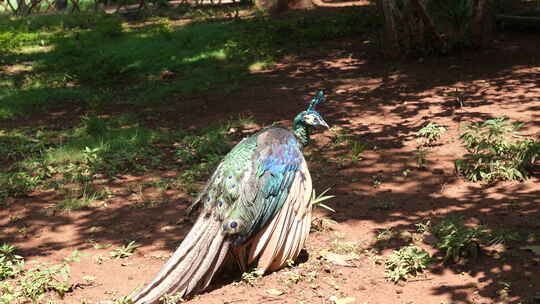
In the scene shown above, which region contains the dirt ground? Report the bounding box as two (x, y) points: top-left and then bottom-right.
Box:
(1, 23), (540, 304)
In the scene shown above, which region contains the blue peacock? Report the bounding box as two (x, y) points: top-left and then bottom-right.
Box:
(131, 91), (329, 303)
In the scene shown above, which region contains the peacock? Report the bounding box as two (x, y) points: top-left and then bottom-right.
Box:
(130, 91), (329, 304)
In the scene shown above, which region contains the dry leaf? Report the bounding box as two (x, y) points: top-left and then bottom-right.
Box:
(320, 250), (359, 267)
(266, 289), (284, 296)
(335, 297), (356, 304)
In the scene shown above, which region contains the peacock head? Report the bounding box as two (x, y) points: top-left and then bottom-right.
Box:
(294, 90), (329, 129)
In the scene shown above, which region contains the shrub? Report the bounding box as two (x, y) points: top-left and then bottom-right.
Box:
(455, 117), (539, 182)
(384, 245), (431, 282)
(431, 216), (487, 263)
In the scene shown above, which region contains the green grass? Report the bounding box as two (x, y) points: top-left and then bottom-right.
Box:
(54, 184), (110, 211)
(0, 8), (379, 209)
(0, 10), (378, 119)
(0, 112), (252, 208)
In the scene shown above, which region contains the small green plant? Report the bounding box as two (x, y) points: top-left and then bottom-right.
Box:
(432, 217), (487, 263)
(413, 148), (430, 168)
(415, 220), (432, 234)
(417, 122), (447, 144)
(241, 268), (264, 286)
(350, 141), (367, 162)
(384, 245), (430, 282)
(63, 250), (89, 264)
(376, 228), (397, 241)
(455, 118), (539, 182)
(110, 241), (140, 259)
(55, 184), (109, 212)
(174, 125), (233, 166)
(370, 200), (395, 210)
(114, 295), (134, 304)
(159, 292), (183, 304)
(488, 227), (523, 245)
(310, 188), (335, 213)
(329, 239), (360, 255)
(0, 243), (24, 280)
(371, 174), (383, 188)
(18, 263), (72, 301)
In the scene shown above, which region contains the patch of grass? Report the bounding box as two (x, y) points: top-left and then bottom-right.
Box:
(417, 122), (447, 145)
(24, 114), (169, 181)
(174, 117), (252, 183)
(384, 245), (431, 283)
(455, 117), (539, 182)
(0, 171), (42, 199)
(1, 262), (72, 303)
(0, 114), (173, 203)
(110, 241), (140, 259)
(18, 263), (72, 301)
(329, 239), (360, 255)
(0, 132), (45, 163)
(0, 243), (87, 302)
(2, 9), (377, 118)
(55, 184), (110, 211)
(488, 227), (524, 245)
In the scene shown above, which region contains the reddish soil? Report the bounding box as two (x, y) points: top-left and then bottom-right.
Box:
(1, 26), (540, 304)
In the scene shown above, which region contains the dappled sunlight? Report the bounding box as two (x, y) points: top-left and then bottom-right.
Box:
(0, 5), (539, 303)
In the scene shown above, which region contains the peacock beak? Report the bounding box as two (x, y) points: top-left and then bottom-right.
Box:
(318, 118), (329, 129)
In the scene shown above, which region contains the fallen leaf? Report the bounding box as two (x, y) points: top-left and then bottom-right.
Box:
(521, 245), (540, 255)
(320, 251), (359, 267)
(266, 289), (284, 296)
(335, 297), (356, 304)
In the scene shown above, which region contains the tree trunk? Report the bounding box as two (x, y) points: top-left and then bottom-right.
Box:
(381, 0), (400, 58)
(255, 0), (312, 13)
(55, 0), (67, 10)
(409, 0), (445, 51)
(16, 0), (29, 15)
(287, 0), (313, 10)
(471, 0), (490, 48)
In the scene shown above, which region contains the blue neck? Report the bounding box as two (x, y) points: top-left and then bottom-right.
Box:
(293, 115), (310, 147)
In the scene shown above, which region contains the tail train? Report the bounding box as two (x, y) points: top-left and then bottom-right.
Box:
(130, 212), (230, 304)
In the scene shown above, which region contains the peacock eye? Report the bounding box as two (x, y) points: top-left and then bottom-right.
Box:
(218, 201), (223, 207)
(230, 221), (237, 229)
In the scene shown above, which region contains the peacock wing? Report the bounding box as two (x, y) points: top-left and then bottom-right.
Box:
(245, 157), (312, 272)
(221, 128), (312, 271)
